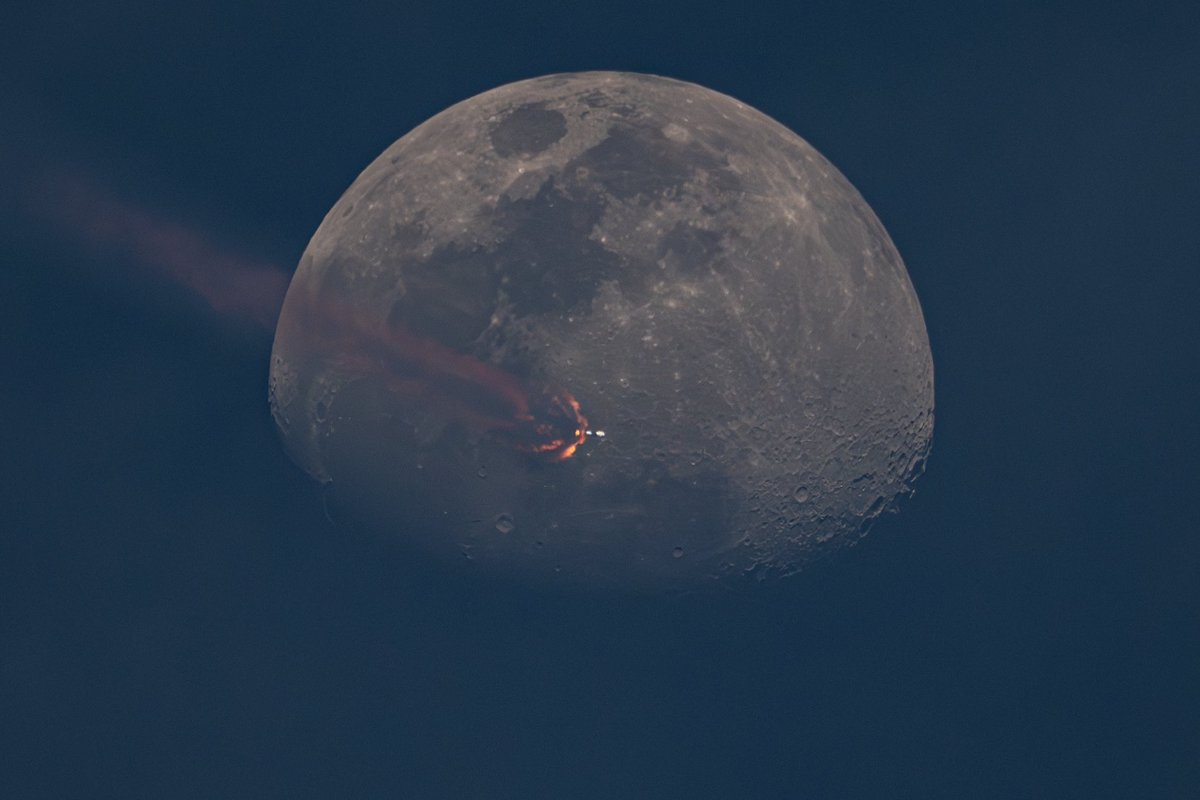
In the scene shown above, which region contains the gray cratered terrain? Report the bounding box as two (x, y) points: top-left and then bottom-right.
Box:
(269, 71), (934, 590)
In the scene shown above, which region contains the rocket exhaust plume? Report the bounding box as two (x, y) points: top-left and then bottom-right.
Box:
(31, 172), (589, 461)
(290, 293), (589, 461)
(37, 173), (290, 331)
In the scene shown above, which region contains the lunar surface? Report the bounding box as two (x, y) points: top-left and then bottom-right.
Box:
(269, 71), (933, 589)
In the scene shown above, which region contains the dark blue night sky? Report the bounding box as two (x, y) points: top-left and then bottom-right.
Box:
(3, 3), (1198, 798)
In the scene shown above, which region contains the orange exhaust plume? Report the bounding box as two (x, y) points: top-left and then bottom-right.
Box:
(41, 174), (289, 331)
(294, 294), (589, 462)
(32, 172), (589, 460)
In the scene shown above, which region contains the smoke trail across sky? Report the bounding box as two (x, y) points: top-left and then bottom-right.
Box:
(27, 169), (291, 332)
(25, 166), (593, 462)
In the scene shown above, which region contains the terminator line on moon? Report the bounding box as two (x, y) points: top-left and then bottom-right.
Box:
(269, 71), (934, 589)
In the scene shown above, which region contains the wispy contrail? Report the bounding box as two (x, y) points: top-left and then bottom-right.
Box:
(24, 169), (594, 460)
(31, 171), (290, 331)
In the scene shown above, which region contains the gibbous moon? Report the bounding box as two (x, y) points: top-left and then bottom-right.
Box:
(269, 72), (933, 589)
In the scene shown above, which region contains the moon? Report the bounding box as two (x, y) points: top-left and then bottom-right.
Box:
(269, 72), (933, 589)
